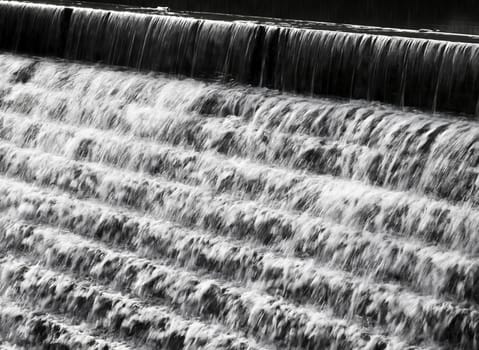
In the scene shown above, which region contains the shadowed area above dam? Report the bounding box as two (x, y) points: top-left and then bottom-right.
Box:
(50, 0), (479, 35)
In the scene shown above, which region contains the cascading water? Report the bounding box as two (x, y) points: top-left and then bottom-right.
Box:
(0, 1), (478, 350)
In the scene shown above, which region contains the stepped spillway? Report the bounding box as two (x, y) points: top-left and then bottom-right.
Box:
(1, 1), (479, 350)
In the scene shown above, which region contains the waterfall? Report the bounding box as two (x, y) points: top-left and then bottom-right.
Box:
(0, 1), (478, 350)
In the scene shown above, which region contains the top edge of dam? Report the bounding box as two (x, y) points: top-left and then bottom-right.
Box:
(8, 0), (479, 44)
(19, 0), (479, 36)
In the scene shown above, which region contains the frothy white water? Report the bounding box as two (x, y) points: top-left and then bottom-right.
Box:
(0, 52), (477, 349)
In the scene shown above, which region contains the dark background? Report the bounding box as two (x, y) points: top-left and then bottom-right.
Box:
(84, 0), (479, 34)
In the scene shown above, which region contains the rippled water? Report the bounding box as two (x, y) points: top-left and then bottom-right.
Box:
(0, 52), (477, 349)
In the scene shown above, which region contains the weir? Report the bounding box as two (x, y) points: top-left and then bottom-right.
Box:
(20, 0), (479, 34)
(3, 1), (479, 115)
(0, 1), (479, 350)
